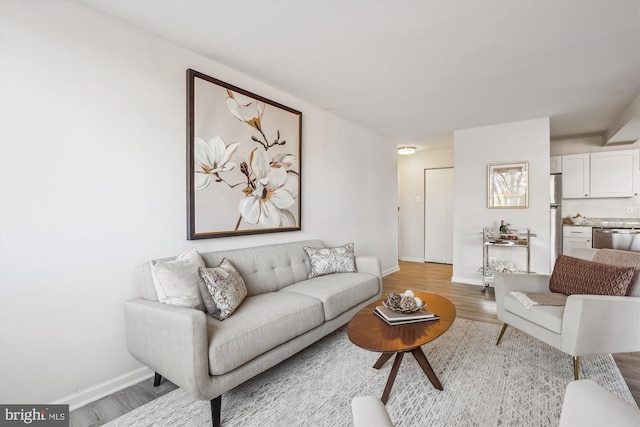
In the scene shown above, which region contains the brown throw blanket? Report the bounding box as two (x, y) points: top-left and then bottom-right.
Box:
(593, 248), (640, 268)
(510, 291), (567, 309)
(594, 249), (640, 292)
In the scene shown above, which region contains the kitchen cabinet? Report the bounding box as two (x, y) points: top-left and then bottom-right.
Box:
(550, 156), (562, 174)
(562, 226), (592, 255)
(590, 150), (638, 198)
(561, 149), (639, 199)
(562, 154), (589, 198)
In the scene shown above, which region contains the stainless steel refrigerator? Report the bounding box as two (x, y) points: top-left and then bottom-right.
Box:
(550, 174), (563, 269)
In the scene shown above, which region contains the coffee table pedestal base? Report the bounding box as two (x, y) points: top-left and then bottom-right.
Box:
(374, 348), (443, 404)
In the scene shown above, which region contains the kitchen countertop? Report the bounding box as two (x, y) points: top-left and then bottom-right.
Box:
(563, 217), (640, 229)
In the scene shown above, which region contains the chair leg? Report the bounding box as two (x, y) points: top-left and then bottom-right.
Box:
(496, 323), (509, 346)
(153, 372), (162, 387)
(210, 395), (222, 427)
(573, 356), (580, 380)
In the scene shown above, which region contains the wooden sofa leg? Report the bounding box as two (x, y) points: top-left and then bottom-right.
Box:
(153, 372), (162, 387)
(573, 356), (580, 380)
(211, 395), (222, 427)
(496, 324), (509, 346)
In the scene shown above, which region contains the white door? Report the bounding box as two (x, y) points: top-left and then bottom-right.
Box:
(424, 168), (454, 264)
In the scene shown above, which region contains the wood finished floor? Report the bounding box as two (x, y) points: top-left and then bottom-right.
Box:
(69, 261), (640, 426)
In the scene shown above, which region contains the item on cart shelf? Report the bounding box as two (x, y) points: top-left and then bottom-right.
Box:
(490, 259), (519, 273)
(499, 220), (511, 236)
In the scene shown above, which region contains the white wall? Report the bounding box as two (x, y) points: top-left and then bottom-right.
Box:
(398, 149), (454, 261)
(551, 136), (640, 218)
(452, 118), (551, 285)
(0, 1), (398, 407)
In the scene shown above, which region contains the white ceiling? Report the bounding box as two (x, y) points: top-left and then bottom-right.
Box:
(83, 0), (640, 151)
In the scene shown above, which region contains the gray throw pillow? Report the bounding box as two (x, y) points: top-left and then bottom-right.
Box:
(304, 242), (356, 279)
(198, 259), (247, 320)
(150, 247), (205, 310)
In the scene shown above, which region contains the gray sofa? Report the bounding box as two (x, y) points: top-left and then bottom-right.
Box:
(125, 240), (382, 427)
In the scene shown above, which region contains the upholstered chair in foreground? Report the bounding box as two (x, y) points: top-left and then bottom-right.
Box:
(494, 248), (640, 380)
(352, 396), (394, 427)
(559, 379), (640, 426)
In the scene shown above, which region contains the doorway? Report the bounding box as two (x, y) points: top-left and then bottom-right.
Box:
(424, 167), (454, 264)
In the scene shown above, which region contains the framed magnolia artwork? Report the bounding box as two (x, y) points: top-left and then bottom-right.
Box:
(487, 161), (529, 208)
(186, 69), (302, 239)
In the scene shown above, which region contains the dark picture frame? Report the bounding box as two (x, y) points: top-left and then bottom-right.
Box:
(186, 69), (302, 239)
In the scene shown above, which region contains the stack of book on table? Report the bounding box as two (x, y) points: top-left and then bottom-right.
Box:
(374, 305), (439, 325)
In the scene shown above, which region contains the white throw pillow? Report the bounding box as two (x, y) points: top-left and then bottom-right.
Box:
(198, 258), (247, 320)
(304, 242), (356, 279)
(150, 247), (205, 310)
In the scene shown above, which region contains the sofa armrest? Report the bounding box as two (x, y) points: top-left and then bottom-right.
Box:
(356, 256), (383, 291)
(125, 298), (212, 399)
(562, 295), (640, 355)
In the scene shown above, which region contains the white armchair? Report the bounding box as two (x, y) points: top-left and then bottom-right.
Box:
(559, 379), (640, 426)
(352, 396), (394, 427)
(494, 248), (640, 379)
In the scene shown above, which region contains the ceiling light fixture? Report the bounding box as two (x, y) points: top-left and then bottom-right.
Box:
(397, 146), (416, 155)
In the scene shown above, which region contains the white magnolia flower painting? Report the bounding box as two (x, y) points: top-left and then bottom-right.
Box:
(187, 69), (301, 239)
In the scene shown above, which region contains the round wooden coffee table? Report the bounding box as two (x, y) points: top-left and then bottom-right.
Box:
(347, 292), (456, 404)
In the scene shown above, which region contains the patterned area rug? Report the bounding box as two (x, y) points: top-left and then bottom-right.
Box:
(106, 318), (636, 426)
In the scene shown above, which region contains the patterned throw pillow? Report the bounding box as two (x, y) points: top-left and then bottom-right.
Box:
(198, 259), (247, 320)
(549, 254), (635, 296)
(151, 247), (205, 310)
(304, 242), (356, 279)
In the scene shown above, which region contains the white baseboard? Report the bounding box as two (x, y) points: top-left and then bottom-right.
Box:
(398, 257), (424, 263)
(382, 264), (400, 276)
(53, 366), (153, 411)
(451, 276), (483, 286)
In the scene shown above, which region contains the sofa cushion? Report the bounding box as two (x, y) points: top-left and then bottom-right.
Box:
(503, 292), (564, 334)
(198, 259), (247, 320)
(199, 240), (323, 296)
(207, 292), (324, 375)
(550, 254), (635, 296)
(280, 272), (379, 321)
(304, 242), (356, 279)
(150, 247), (204, 310)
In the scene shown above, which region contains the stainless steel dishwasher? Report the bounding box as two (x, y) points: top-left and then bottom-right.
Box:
(592, 228), (640, 252)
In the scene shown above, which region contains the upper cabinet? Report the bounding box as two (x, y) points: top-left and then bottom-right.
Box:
(550, 155), (562, 174)
(590, 150), (637, 198)
(562, 153), (590, 198)
(561, 149), (639, 199)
